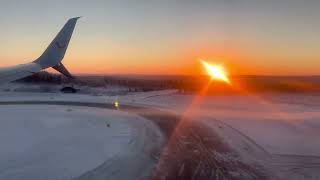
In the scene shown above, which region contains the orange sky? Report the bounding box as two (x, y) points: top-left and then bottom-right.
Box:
(1, 1), (320, 76)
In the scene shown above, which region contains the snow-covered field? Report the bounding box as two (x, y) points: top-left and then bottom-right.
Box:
(137, 93), (320, 179)
(138, 93), (320, 156)
(0, 84), (319, 179)
(0, 103), (163, 180)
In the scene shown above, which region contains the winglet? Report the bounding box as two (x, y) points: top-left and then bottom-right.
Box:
(52, 62), (74, 78)
(33, 17), (80, 77)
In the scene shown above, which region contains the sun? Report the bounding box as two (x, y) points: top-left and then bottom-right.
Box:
(201, 60), (230, 83)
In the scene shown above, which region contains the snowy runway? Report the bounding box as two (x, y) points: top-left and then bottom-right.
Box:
(0, 104), (163, 180)
(1, 91), (320, 179)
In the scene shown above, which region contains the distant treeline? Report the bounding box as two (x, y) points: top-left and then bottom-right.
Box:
(15, 71), (63, 84)
(15, 72), (320, 94)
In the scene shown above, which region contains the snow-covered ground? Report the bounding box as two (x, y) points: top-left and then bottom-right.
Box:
(0, 90), (319, 157)
(136, 93), (320, 156)
(0, 103), (163, 180)
(0, 84), (319, 179)
(134, 92), (320, 179)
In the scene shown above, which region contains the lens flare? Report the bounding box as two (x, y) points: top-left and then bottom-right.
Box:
(201, 60), (230, 83)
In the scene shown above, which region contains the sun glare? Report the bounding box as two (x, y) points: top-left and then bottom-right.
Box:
(201, 60), (230, 83)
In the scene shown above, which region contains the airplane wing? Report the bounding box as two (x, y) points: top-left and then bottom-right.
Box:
(0, 17), (80, 84)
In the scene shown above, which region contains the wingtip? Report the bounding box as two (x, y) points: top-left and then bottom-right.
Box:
(69, 16), (82, 21)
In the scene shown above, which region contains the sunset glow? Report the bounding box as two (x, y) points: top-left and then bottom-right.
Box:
(201, 60), (230, 83)
(0, 1), (319, 75)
